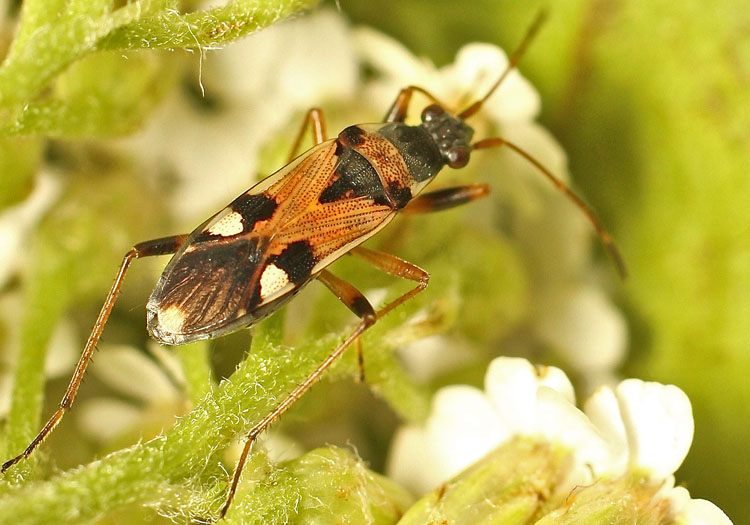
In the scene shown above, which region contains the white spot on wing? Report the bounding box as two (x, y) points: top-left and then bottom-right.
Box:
(207, 211), (244, 237)
(259, 264), (291, 300)
(157, 305), (186, 334)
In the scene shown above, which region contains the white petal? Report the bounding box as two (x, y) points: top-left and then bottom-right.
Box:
(583, 386), (629, 475)
(44, 317), (79, 379)
(535, 386), (612, 475)
(537, 364), (576, 403)
(386, 425), (440, 495)
(0, 173), (60, 288)
(354, 27), (437, 120)
(76, 398), (144, 441)
(0, 371), (11, 417)
(148, 341), (186, 387)
(92, 345), (180, 403)
(616, 379), (694, 479)
(396, 335), (473, 383)
(484, 357), (540, 434)
(536, 284), (627, 374)
(258, 432), (304, 463)
(448, 43), (540, 122)
(353, 27), (429, 88)
(679, 498), (734, 525)
(427, 385), (509, 479)
(210, 8), (357, 107)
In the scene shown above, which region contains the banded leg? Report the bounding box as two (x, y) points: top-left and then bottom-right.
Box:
(220, 252), (429, 518)
(384, 85), (445, 123)
(287, 107), (327, 162)
(402, 184), (490, 215)
(1, 235), (187, 473)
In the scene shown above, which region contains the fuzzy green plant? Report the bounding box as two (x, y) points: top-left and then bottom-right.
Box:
(0, 316), (418, 523)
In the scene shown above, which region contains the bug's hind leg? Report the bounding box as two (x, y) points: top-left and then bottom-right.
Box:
(1, 235), (187, 474)
(318, 269), (375, 383)
(349, 246), (430, 319)
(287, 107), (328, 162)
(220, 254), (428, 519)
(343, 247), (431, 382)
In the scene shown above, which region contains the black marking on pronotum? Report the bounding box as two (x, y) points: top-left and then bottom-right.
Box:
(336, 125), (366, 151)
(270, 240), (317, 284)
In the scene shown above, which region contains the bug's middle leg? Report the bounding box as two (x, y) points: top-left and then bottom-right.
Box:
(287, 107), (328, 162)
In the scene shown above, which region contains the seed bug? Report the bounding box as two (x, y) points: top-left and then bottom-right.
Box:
(2, 11), (625, 519)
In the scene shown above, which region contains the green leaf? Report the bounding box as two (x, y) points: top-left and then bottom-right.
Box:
(0, 0), (319, 131)
(1, 50), (180, 137)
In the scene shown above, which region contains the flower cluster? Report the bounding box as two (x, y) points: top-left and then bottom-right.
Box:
(388, 356), (731, 524)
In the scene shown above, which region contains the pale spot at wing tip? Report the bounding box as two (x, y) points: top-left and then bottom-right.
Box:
(259, 263), (290, 300)
(158, 305), (186, 334)
(207, 211), (245, 237)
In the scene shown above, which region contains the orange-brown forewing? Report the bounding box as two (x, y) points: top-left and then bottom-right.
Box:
(146, 138), (397, 345)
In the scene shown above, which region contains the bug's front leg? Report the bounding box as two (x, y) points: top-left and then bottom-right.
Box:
(286, 107), (328, 162)
(1, 234), (187, 474)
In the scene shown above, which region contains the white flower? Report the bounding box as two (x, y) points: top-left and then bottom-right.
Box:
(0, 172), (60, 288)
(114, 8), (358, 223)
(388, 356), (732, 523)
(76, 343), (188, 442)
(536, 283), (627, 388)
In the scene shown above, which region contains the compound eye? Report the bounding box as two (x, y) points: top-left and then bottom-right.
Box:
(421, 104), (445, 122)
(447, 146), (470, 169)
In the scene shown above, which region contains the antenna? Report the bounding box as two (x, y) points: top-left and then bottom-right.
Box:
(472, 136), (627, 278)
(458, 11), (548, 119)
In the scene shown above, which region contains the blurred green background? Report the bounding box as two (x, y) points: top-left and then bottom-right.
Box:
(345, 0), (750, 521)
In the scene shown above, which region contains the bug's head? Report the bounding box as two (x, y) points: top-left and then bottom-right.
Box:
(420, 104), (474, 169)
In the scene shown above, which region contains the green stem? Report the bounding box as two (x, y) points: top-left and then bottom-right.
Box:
(176, 341), (214, 406)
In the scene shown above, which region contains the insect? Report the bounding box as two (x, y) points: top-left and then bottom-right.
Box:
(2, 12), (624, 519)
